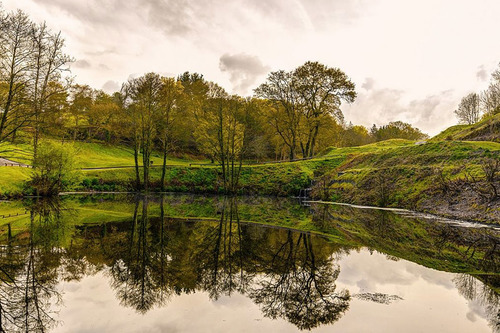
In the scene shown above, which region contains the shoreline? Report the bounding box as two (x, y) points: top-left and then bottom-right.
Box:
(4, 190), (498, 228)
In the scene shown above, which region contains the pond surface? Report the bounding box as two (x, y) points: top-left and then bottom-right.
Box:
(0, 194), (498, 332)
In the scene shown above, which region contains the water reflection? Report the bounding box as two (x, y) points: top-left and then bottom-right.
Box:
(0, 199), (63, 333)
(0, 195), (498, 332)
(102, 196), (352, 330)
(309, 202), (500, 274)
(454, 274), (500, 331)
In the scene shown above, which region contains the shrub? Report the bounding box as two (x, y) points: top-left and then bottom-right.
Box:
(29, 142), (80, 196)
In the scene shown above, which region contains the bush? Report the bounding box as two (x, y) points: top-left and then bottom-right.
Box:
(29, 142), (80, 196)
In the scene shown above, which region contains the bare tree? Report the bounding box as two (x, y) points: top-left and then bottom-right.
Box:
(480, 64), (500, 116)
(29, 22), (72, 160)
(455, 93), (481, 125)
(0, 10), (34, 144)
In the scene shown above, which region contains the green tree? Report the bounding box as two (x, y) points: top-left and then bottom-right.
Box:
(29, 141), (79, 196)
(294, 61), (356, 157)
(372, 121), (427, 141)
(158, 77), (183, 190)
(255, 70), (300, 160)
(255, 61), (356, 159)
(123, 73), (163, 191)
(68, 84), (93, 140)
(194, 83), (247, 193)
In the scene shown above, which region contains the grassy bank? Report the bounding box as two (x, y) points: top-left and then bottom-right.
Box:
(312, 140), (500, 224)
(432, 112), (500, 142)
(1, 138), (500, 224)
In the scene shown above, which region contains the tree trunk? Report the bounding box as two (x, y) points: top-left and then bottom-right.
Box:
(134, 140), (141, 190)
(309, 124), (320, 158)
(160, 139), (168, 191)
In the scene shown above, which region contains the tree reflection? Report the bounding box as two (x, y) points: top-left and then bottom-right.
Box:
(249, 230), (350, 330)
(194, 197), (253, 300)
(309, 202), (500, 274)
(0, 195), (498, 332)
(102, 195), (352, 330)
(109, 196), (172, 313)
(454, 273), (500, 333)
(0, 199), (62, 333)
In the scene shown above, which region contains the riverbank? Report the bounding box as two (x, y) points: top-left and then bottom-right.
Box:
(1, 139), (499, 225)
(311, 140), (500, 225)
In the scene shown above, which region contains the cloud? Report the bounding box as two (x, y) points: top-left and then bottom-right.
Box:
(343, 79), (458, 136)
(8, 0), (500, 135)
(145, 0), (208, 36)
(219, 53), (270, 95)
(361, 77), (375, 90)
(102, 80), (120, 93)
(98, 64), (111, 71)
(476, 65), (488, 82)
(72, 59), (91, 69)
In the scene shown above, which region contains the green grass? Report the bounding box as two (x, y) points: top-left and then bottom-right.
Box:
(432, 113), (500, 142)
(0, 139), (201, 168)
(315, 140), (500, 223)
(0, 167), (30, 197)
(324, 138), (416, 156)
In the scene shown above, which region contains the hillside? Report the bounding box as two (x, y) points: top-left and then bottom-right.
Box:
(433, 113), (500, 142)
(0, 140), (200, 168)
(312, 140), (500, 224)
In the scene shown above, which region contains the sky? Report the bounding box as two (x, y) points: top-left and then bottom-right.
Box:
(3, 0), (500, 135)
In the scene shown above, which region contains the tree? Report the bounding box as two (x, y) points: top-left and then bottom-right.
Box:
(34, 81), (68, 139)
(372, 121), (427, 141)
(87, 90), (120, 141)
(0, 10), (34, 144)
(194, 83), (247, 193)
(122, 73), (164, 191)
(68, 84), (93, 140)
(480, 64), (500, 116)
(255, 61), (356, 160)
(29, 141), (79, 196)
(29, 22), (72, 159)
(294, 61), (356, 157)
(342, 123), (372, 146)
(255, 70), (300, 160)
(455, 93), (480, 125)
(176, 72), (209, 154)
(158, 77), (183, 191)
(0, 9), (71, 153)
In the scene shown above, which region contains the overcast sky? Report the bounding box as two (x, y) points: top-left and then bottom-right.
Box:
(3, 0), (500, 135)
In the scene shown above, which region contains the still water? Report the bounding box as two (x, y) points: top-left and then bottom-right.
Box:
(0, 194), (498, 332)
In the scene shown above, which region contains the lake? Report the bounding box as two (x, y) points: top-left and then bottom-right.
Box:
(0, 194), (498, 332)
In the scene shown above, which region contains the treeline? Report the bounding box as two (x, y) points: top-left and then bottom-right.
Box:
(0, 7), (427, 192)
(455, 64), (500, 124)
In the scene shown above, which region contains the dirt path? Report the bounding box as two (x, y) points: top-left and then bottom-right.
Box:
(0, 158), (30, 167)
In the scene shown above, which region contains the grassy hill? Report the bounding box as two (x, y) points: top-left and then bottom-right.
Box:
(312, 140), (500, 223)
(0, 140), (200, 168)
(433, 113), (500, 142)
